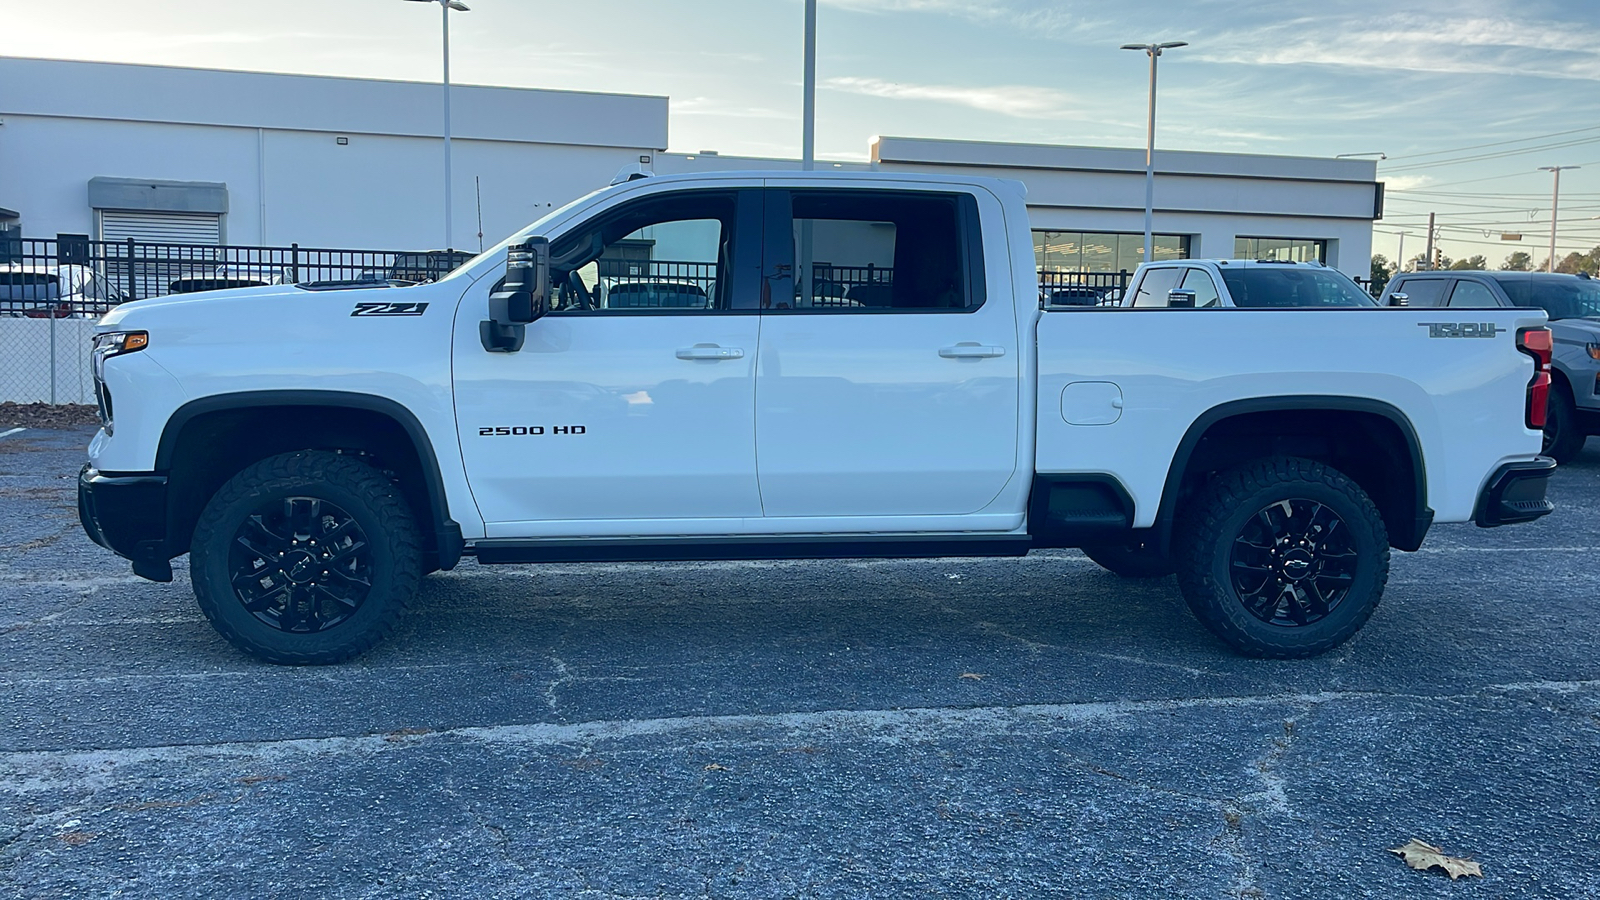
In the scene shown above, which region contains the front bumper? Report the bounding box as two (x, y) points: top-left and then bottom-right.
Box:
(1474, 458), (1557, 527)
(78, 465), (173, 581)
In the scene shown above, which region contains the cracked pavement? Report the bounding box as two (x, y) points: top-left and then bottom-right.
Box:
(1, 426), (1598, 898)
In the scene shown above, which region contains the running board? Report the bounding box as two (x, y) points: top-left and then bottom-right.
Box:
(470, 534), (1034, 564)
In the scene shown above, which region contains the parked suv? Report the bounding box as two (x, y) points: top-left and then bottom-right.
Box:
(1381, 271), (1600, 462)
(1122, 259), (1377, 309)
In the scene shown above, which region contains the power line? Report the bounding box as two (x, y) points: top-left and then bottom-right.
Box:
(1382, 124), (1600, 163)
(1381, 136), (1600, 173)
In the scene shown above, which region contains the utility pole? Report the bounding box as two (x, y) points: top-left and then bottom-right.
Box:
(1120, 41), (1187, 264)
(404, 0), (471, 252)
(1540, 165), (1580, 272)
(802, 0), (816, 172)
(1423, 212), (1435, 270)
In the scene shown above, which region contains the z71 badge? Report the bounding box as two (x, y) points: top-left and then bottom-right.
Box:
(351, 302), (429, 317)
(1418, 322), (1505, 339)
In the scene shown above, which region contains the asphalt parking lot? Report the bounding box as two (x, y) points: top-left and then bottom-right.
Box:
(1, 426), (1597, 899)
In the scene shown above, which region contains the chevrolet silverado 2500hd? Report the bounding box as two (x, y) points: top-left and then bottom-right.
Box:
(78, 171), (1557, 664)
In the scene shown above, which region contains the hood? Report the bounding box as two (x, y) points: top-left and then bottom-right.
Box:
(98, 283), (306, 328)
(1550, 317), (1600, 341)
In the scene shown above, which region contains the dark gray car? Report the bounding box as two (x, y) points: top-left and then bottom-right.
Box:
(1381, 270), (1600, 462)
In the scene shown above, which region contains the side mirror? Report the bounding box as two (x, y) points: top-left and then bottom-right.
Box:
(480, 237), (550, 353)
(1388, 292), (1409, 307)
(1167, 288), (1197, 308)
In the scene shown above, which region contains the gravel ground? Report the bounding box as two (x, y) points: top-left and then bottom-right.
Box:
(1, 426), (1597, 898)
(0, 403), (99, 430)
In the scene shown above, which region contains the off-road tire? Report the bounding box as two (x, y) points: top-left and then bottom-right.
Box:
(1082, 538), (1176, 578)
(1543, 383), (1584, 464)
(1174, 456), (1389, 659)
(191, 451), (421, 664)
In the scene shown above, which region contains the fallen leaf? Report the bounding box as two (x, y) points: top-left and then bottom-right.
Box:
(238, 774), (286, 786)
(704, 763), (729, 772)
(1389, 839), (1483, 880)
(57, 831), (97, 846)
(959, 672), (987, 681)
(383, 727), (432, 742)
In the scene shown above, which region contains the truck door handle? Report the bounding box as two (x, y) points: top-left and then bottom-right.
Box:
(939, 344), (1006, 359)
(676, 345), (745, 360)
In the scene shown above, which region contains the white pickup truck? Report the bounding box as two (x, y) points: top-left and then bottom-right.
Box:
(78, 171), (1557, 664)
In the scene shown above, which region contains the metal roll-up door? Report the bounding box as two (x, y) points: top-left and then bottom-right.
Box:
(99, 210), (223, 299)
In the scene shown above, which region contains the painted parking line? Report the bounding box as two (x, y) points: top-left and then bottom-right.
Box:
(0, 427), (25, 440)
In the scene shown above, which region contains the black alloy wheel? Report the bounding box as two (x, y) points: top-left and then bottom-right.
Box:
(1227, 498), (1357, 627)
(229, 497), (373, 634)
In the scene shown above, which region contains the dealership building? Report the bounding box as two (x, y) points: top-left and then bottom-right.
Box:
(0, 55), (1383, 280)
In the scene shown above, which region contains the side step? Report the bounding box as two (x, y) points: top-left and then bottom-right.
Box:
(471, 534), (1034, 565)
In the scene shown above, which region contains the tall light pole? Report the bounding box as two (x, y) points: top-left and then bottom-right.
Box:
(405, 0), (470, 251)
(1540, 165), (1579, 272)
(802, 0), (816, 171)
(1120, 41), (1185, 265)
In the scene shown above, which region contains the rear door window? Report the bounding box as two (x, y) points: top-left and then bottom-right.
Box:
(1447, 280), (1500, 308)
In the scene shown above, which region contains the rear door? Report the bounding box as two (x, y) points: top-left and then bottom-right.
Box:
(751, 183), (1022, 522)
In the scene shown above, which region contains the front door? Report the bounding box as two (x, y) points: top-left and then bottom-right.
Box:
(453, 188), (766, 535)
(753, 185), (1022, 521)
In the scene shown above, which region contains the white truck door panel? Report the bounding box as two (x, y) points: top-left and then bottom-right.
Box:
(753, 185), (1021, 519)
(453, 186), (766, 528)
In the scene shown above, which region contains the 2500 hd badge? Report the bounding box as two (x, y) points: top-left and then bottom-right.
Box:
(479, 425), (588, 436)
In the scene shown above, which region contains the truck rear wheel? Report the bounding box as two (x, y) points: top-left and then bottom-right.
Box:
(1174, 456), (1389, 659)
(1082, 538), (1175, 578)
(190, 451), (421, 665)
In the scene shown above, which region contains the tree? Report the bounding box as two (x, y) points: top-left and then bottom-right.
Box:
(1369, 254), (1396, 294)
(1501, 251), (1532, 271)
(1448, 255), (1487, 270)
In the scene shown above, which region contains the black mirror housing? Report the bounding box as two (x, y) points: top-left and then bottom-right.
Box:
(481, 237), (550, 352)
(1167, 288), (1198, 308)
(1388, 292), (1409, 307)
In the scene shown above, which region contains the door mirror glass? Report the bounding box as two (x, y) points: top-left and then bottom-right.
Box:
(1167, 288), (1197, 308)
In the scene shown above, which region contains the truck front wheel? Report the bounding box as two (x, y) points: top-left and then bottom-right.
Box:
(190, 451), (422, 665)
(1174, 456), (1390, 659)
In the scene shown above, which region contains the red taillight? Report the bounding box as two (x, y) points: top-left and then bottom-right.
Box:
(1518, 327), (1553, 430)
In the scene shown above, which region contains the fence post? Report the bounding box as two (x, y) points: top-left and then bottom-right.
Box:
(126, 237), (138, 301)
(291, 243), (299, 283)
(48, 309), (57, 405)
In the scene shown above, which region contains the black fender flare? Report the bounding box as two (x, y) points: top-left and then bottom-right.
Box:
(155, 390), (463, 570)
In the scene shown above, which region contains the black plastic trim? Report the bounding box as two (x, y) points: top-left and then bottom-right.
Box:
(1473, 457), (1557, 527)
(471, 534), (1033, 564)
(154, 390), (463, 571)
(1152, 396), (1431, 553)
(1027, 474), (1135, 547)
(78, 466), (174, 582)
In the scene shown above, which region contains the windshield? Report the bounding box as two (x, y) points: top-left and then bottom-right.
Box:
(0, 272), (62, 301)
(1218, 267), (1376, 308)
(1500, 278), (1600, 320)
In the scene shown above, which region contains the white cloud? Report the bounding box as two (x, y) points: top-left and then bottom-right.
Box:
(1380, 175), (1436, 191)
(824, 76), (1081, 118)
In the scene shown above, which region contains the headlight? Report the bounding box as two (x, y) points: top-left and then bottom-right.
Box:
(1587, 342), (1600, 361)
(91, 331), (147, 433)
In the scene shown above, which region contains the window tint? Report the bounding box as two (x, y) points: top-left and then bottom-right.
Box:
(780, 191), (979, 311)
(548, 192), (735, 313)
(1499, 276), (1600, 320)
(1180, 268), (1222, 307)
(1447, 280), (1500, 308)
(1217, 267), (1376, 308)
(1131, 267), (1182, 307)
(1392, 277), (1447, 308)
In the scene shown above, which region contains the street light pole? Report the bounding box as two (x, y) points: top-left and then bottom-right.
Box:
(802, 0), (816, 172)
(1120, 41), (1186, 265)
(1540, 165), (1579, 272)
(405, 0), (470, 251)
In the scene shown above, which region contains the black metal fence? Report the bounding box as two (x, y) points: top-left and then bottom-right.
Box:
(0, 236), (471, 318)
(1039, 269), (1132, 307)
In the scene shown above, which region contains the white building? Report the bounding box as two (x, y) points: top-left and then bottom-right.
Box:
(0, 55), (1381, 278)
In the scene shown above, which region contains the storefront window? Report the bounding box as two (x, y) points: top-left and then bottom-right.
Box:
(1234, 237), (1326, 263)
(1034, 231), (1188, 272)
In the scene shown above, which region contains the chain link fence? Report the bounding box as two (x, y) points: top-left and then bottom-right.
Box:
(0, 237), (469, 404)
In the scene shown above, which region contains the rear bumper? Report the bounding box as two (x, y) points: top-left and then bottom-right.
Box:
(78, 465), (173, 581)
(1474, 458), (1557, 527)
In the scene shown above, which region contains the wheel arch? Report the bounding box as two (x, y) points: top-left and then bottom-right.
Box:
(155, 390), (462, 571)
(1154, 396), (1430, 553)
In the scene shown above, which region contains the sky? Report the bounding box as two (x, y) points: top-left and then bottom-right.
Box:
(5, 0), (1600, 269)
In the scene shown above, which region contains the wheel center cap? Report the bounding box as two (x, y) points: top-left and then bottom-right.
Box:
(1281, 550), (1314, 581)
(282, 550), (319, 583)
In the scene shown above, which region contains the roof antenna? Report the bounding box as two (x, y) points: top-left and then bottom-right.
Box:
(474, 175), (484, 253)
(610, 163), (654, 186)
